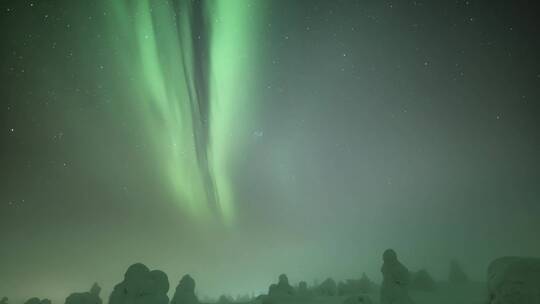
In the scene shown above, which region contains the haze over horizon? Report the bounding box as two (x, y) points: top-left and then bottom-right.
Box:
(1, 1), (539, 303)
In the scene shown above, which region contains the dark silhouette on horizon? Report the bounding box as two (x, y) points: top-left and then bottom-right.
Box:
(65, 283), (102, 304)
(171, 274), (199, 304)
(109, 263), (169, 304)
(5, 250), (540, 304)
(380, 249), (413, 304)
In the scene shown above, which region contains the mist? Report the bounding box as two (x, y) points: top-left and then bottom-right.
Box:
(1, 1), (540, 304)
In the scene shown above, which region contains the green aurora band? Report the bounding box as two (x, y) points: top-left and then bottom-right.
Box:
(107, 0), (263, 224)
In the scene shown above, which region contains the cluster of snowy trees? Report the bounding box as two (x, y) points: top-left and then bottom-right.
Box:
(10, 251), (540, 304)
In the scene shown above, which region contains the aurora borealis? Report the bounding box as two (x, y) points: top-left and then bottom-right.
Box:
(1, 0), (540, 303)
(106, 0), (265, 223)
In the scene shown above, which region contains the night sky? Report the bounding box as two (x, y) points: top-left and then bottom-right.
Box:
(1, 0), (540, 302)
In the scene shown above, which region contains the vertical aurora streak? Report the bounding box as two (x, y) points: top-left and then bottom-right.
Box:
(107, 0), (263, 224)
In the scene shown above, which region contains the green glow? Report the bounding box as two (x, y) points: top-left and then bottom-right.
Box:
(106, 0), (263, 224)
(208, 1), (261, 223)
